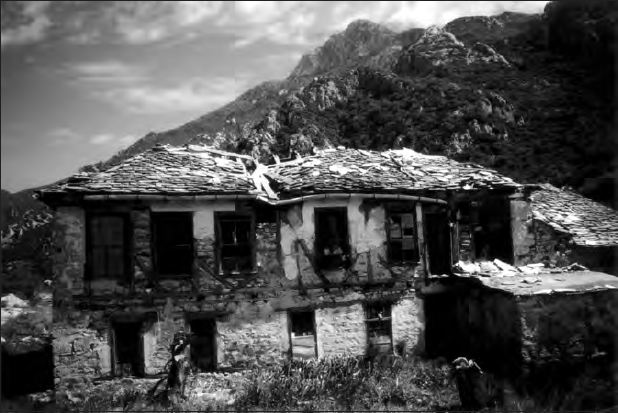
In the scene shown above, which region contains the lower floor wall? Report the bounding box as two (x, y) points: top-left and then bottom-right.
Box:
(51, 291), (424, 404)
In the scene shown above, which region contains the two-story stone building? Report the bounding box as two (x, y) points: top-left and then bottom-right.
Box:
(36, 144), (545, 398)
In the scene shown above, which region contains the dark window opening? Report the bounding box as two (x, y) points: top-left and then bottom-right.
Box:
(216, 213), (255, 274)
(87, 214), (129, 280)
(1, 344), (54, 398)
(289, 311), (317, 359)
(112, 321), (144, 377)
(153, 212), (194, 276)
(365, 302), (393, 355)
(315, 207), (349, 270)
(387, 209), (418, 264)
(189, 318), (217, 372)
(470, 198), (513, 263)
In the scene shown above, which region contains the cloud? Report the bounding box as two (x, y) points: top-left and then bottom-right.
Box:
(95, 76), (249, 114)
(48, 127), (80, 146)
(1, 2), (550, 50)
(64, 60), (147, 84)
(1, 1), (52, 48)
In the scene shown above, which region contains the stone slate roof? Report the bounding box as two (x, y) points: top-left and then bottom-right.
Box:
(266, 147), (521, 196)
(39, 145), (259, 196)
(455, 271), (618, 296)
(530, 184), (618, 247)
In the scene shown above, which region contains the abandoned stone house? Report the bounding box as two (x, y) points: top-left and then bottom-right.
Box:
(35, 144), (617, 397)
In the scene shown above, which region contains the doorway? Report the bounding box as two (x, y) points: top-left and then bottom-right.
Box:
(189, 318), (217, 372)
(425, 211), (452, 275)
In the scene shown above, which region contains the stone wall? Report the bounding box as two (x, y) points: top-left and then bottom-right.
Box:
(392, 295), (425, 355)
(52, 207), (85, 301)
(218, 305), (287, 369)
(510, 197), (536, 265)
(315, 304), (367, 357)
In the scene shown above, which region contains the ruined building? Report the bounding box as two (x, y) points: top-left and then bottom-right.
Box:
(36, 145), (618, 400)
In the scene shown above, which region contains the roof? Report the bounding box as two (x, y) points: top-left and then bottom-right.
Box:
(38, 145), (261, 197)
(37, 145), (522, 201)
(530, 184), (618, 247)
(266, 147), (521, 197)
(468, 271), (618, 296)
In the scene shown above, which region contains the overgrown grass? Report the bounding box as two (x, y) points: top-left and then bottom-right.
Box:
(233, 355), (458, 411)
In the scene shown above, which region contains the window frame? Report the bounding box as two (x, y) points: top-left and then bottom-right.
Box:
(151, 211), (195, 278)
(385, 205), (419, 265)
(314, 207), (350, 270)
(214, 211), (256, 275)
(365, 301), (393, 355)
(85, 212), (131, 282)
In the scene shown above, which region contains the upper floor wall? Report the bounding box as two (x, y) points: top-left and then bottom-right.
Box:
(51, 192), (525, 301)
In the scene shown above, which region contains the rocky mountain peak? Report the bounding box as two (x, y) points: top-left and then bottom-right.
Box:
(288, 19), (398, 79)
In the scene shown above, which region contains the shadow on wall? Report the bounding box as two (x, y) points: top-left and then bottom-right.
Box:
(422, 281), (618, 409)
(1, 343), (55, 398)
(423, 282), (523, 380)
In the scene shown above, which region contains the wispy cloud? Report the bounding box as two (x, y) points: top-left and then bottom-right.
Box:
(1, 1), (52, 48)
(89, 133), (136, 146)
(64, 60), (147, 84)
(95, 76), (249, 114)
(47, 127), (80, 146)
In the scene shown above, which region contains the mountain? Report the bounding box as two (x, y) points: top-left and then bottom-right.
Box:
(82, 0), (615, 209)
(3, 0), (617, 296)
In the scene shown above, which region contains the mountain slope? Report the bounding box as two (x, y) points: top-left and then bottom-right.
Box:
(82, 1), (615, 208)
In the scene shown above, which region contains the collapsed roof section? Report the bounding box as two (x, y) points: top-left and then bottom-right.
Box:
(530, 183), (618, 247)
(37, 145), (523, 204)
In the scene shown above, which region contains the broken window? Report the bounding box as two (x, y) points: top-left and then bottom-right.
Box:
(87, 213), (129, 280)
(112, 321), (144, 377)
(289, 311), (317, 359)
(189, 318), (217, 372)
(365, 302), (393, 355)
(386, 208), (418, 264)
(215, 212), (255, 274)
(314, 207), (349, 270)
(152, 212), (194, 276)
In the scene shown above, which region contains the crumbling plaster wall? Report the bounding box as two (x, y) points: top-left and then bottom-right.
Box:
(279, 197), (421, 285)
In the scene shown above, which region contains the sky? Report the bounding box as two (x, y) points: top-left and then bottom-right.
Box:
(1, 1), (549, 192)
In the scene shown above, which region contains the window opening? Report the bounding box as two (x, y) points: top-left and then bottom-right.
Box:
(289, 311), (317, 359)
(153, 212), (194, 275)
(314, 207), (349, 270)
(216, 213), (254, 274)
(365, 302), (393, 355)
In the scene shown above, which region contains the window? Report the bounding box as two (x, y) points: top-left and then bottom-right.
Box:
(289, 311), (317, 359)
(189, 318), (217, 372)
(111, 321), (144, 377)
(365, 302), (393, 355)
(314, 207), (349, 270)
(215, 212), (255, 274)
(152, 212), (194, 276)
(87, 214), (129, 280)
(386, 208), (418, 264)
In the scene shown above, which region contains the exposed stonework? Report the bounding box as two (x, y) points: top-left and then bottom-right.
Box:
(52, 207), (85, 306)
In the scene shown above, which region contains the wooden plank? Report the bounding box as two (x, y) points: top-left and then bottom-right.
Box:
(415, 203), (428, 276)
